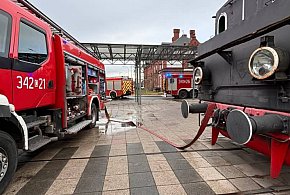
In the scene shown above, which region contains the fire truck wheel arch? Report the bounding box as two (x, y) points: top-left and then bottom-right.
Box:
(88, 103), (98, 129)
(0, 95), (26, 150)
(109, 91), (117, 99)
(0, 131), (18, 195)
(88, 96), (100, 116)
(0, 115), (25, 149)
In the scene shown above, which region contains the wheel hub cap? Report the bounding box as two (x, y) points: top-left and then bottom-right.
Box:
(0, 148), (8, 182)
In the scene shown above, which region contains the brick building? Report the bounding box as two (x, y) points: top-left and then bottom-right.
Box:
(144, 29), (199, 91)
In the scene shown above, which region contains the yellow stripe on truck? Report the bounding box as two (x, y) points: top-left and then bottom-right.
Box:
(122, 80), (132, 94)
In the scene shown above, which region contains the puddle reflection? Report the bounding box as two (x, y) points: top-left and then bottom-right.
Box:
(96, 106), (145, 135)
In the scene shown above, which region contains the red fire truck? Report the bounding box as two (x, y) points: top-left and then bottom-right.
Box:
(0, 0), (106, 192)
(164, 73), (198, 99)
(106, 77), (134, 99)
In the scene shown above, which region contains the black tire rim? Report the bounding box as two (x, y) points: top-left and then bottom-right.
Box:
(0, 147), (8, 182)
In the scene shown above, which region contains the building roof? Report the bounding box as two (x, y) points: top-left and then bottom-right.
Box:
(171, 34), (191, 46)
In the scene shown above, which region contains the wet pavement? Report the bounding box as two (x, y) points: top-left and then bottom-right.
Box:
(4, 96), (290, 195)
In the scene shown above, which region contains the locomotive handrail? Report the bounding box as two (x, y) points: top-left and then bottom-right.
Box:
(190, 15), (290, 64)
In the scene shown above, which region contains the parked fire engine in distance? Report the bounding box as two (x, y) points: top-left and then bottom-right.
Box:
(106, 77), (134, 99)
(0, 0), (106, 192)
(164, 73), (198, 99)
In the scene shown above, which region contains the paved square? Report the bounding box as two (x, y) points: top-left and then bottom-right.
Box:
(5, 97), (290, 194)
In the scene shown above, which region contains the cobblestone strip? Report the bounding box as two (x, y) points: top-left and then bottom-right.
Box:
(127, 143), (158, 195)
(46, 160), (87, 194)
(155, 141), (217, 195)
(73, 145), (110, 194)
(151, 142), (186, 195)
(5, 146), (63, 194)
(16, 147), (78, 195)
(4, 161), (48, 195)
(182, 150), (239, 194)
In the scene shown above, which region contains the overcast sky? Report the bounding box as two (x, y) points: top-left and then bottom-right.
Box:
(29, 0), (227, 76)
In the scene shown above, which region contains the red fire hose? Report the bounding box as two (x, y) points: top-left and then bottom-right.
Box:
(104, 103), (216, 150)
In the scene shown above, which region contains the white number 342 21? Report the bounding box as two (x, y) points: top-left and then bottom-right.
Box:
(16, 76), (46, 90)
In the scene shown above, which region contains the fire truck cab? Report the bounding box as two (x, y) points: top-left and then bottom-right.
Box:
(0, 0), (106, 192)
(106, 77), (134, 99)
(164, 73), (198, 99)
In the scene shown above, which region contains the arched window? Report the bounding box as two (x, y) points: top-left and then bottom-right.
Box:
(217, 12), (227, 34)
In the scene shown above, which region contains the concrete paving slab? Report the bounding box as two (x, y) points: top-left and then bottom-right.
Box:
(5, 98), (290, 195)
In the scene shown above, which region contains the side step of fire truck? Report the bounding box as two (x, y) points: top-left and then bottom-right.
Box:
(25, 118), (56, 152)
(25, 117), (92, 151)
(28, 135), (57, 152)
(64, 120), (92, 135)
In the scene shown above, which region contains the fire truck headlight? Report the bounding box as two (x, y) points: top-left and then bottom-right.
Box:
(248, 47), (289, 79)
(193, 67), (203, 84)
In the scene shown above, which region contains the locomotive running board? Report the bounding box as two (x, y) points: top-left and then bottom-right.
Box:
(65, 120), (92, 135)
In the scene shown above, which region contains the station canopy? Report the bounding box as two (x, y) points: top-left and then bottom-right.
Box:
(82, 43), (198, 66)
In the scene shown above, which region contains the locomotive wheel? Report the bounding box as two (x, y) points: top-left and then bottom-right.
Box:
(0, 131), (18, 195)
(179, 90), (188, 99)
(110, 92), (117, 99)
(88, 103), (98, 129)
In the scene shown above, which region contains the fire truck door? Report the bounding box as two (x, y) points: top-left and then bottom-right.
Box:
(12, 16), (55, 110)
(0, 10), (13, 102)
(168, 78), (177, 91)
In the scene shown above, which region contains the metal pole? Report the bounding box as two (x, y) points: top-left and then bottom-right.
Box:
(135, 64), (138, 102)
(137, 63), (140, 103)
(138, 61), (142, 105)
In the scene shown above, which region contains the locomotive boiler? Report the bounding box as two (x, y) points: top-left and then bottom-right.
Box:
(182, 0), (290, 178)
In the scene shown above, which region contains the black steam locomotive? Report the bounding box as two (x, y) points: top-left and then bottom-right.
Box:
(182, 0), (290, 178)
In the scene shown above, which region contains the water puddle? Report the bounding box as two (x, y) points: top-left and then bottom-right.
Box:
(96, 112), (140, 135)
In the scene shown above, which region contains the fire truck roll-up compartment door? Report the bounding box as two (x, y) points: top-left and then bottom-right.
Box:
(114, 80), (121, 90)
(107, 81), (113, 90)
(168, 78), (177, 91)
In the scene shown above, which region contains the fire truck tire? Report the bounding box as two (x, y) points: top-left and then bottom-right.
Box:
(190, 89), (198, 98)
(88, 103), (98, 129)
(0, 131), (18, 195)
(194, 89), (198, 98)
(178, 90), (188, 99)
(110, 92), (117, 99)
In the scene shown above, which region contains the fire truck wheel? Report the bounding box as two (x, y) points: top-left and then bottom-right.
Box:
(0, 131), (18, 194)
(110, 92), (117, 99)
(190, 90), (193, 98)
(88, 103), (98, 129)
(178, 90), (188, 99)
(194, 89), (198, 98)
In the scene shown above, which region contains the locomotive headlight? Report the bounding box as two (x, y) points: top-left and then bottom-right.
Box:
(248, 47), (289, 79)
(193, 67), (203, 84)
